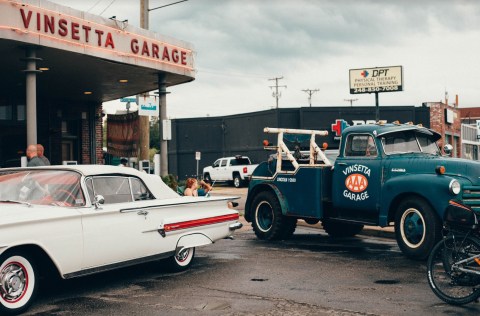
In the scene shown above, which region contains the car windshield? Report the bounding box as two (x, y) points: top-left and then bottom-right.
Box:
(0, 170), (85, 207)
(382, 131), (440, 155)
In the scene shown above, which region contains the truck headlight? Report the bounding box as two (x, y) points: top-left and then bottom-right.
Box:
(449, 180), (461, 195)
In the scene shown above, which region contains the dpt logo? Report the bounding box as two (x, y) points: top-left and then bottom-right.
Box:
(331, 119), (350, 137)
(361, 70), (369, 77)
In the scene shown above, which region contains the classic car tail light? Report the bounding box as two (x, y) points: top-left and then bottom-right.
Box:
(435, 166), (445, 175)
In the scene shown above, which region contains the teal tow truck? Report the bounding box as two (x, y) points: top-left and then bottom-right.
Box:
(244, 123), (480, 260)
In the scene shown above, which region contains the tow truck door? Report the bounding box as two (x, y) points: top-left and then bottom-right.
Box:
(332, 134), (382, 222)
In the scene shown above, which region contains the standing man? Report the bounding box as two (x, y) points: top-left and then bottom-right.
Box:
(118, 158), (128, 167)
(26, 144), (46, 167)
(37, 144), (51, 165)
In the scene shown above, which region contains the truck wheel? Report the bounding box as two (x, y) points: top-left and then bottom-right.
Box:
(395, 197), (441, 260)
(251, 191), (294, 240)
(323, 220), (364, 237)
(203, 173), (211, 183)
(0, 251), (38, 315)
(282, 217), (297, 239)
(233, 174), (242, 188)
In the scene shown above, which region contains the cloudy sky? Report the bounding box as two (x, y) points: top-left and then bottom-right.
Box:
(54, 0), (480, 118)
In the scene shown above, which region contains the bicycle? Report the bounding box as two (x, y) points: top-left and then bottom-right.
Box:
(427, 201), (480, 305)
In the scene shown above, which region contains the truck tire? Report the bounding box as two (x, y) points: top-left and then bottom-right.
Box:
(203, 173), (211, 183)
(233, 174), (242, 188)
(251, 191), (295, 240)
(395, 197), (441, 260)
(323, 220), (364, 237)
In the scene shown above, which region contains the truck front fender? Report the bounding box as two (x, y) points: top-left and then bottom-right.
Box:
(380, 174), (461, 226)
(245, 182), (290, 222)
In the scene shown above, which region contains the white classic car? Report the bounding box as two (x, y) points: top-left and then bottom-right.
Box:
(0, 165), (242, 315)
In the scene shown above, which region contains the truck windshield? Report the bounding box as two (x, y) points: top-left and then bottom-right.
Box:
(382, 131), (440, 155)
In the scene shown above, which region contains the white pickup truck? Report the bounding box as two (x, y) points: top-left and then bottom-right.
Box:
(203, 156), (258, 188)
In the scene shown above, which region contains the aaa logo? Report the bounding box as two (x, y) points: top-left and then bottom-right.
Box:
(345, 173), (368, 193)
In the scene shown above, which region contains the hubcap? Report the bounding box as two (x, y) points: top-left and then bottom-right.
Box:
(176, 249), (190, 262)
(401, 208), (425, 248)
(0, 262), (27, 302)
(256, 201), (273, 232)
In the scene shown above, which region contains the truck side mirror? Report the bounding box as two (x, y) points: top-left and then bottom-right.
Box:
(443, 144), (453, 156)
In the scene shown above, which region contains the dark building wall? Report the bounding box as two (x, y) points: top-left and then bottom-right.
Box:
(168, 106), (430, 180)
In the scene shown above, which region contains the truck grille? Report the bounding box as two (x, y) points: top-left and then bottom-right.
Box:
(461, 186), (480, 213)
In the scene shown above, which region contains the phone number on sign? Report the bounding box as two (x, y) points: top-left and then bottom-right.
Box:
(352, 86), (401, 93)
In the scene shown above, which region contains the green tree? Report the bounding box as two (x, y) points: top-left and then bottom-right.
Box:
(150, 117), (160, 150)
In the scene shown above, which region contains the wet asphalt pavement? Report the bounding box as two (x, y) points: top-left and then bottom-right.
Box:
(22, 186), (480, 315)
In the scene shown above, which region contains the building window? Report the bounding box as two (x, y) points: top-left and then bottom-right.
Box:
(17, 105), (25, 121)
(0, 105), (12, 120)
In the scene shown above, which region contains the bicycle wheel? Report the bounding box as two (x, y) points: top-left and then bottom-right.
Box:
(427, 235), (480, 305)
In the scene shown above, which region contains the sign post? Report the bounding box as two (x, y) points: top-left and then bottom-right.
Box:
(195, 151), (201, 179)
(349, 66), (403, 122)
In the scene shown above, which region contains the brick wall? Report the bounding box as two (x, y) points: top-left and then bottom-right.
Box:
(81, 117), (90, 164)
(79, 105), (104, 165)
(429, 102), (461, 157)
(96, 106), (104, 164)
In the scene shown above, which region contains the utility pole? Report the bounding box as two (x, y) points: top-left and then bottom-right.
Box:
(268, 76), (286, 108)
(139, 0), (150, 163)
(302, 89), (319, 107)
(344, 98), (358, 107)
(140, 0), (187, 176)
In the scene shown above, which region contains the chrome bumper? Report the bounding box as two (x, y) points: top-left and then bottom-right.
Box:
(229, 222), (243, 231)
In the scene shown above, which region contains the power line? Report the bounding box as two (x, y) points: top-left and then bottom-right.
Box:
(302, 89), (319, 107)
(149, 0), (188, 11)
(99, 0), (116, 15)
(198, 68), (269, 79)
(87, 0), (103, 13)
(269, 76), (287, 109)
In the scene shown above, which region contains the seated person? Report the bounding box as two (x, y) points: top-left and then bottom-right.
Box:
(184, 178), (198, 196)
(183, 177), (237, 208)
(184, 178), (213, 197)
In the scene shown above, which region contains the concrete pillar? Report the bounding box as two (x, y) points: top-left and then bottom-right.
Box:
(158, 73), (168, 176)
(24, 47), (41, 146)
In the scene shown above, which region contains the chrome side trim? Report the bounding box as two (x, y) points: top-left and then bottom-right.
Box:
(63, 251), (175, 279)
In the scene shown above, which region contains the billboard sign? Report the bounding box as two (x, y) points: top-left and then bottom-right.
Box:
(349, 66), (403, 94)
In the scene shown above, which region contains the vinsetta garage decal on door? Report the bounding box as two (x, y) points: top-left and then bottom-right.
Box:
(343, 164), (370, 201)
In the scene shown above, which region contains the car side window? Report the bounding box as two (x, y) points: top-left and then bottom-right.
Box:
(131, 178), (154, 201)
(345, 135), (377, 157)
(220, 159), (228, 167)
(90, 176), (133, 204)
(85, 178), (94, 203)
(212, 160), (220, 168)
